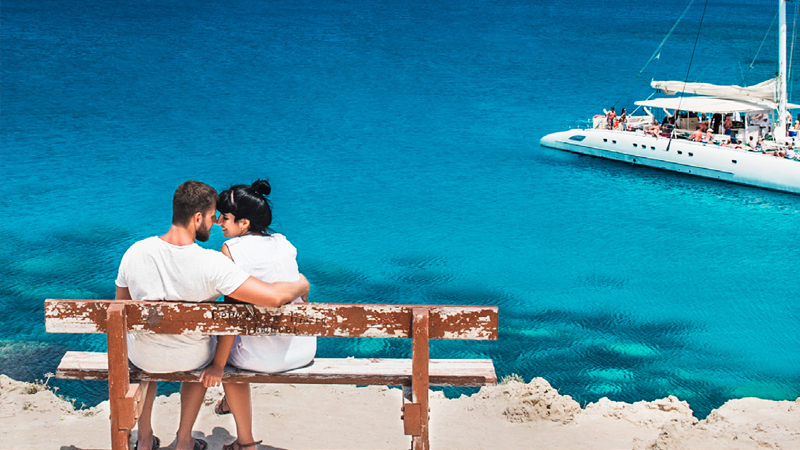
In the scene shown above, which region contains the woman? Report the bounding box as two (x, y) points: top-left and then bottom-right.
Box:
(199, 179), (316, 450)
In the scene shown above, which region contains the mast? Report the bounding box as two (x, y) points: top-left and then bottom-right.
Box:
(777, 0), (788, 141)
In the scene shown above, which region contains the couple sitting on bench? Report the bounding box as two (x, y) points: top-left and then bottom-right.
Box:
(116, 180), (313, 450)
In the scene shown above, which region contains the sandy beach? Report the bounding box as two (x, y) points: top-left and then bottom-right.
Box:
(1, 374), (797, 450)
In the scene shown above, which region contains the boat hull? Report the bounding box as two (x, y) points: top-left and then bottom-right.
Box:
(540, 129), (800, 194)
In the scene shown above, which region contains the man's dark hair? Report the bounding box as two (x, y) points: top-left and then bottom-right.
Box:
(172, 180), (217, 226)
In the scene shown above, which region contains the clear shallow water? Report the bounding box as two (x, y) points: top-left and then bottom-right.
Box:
(2, 0), (799, 418)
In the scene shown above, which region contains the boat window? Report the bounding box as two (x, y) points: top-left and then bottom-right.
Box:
(568, 135), (586, 141)
(677, 150), (683, 155)
(633, 143), (638, 147)
(603, 138), (608, 142)
(612, 140), (617, 144)
(732, 160), (737, 164)
(688, 152), (693, 157)
(651, 146), (656, 150)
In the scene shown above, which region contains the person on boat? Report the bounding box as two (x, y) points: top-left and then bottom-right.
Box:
(618, 108), (627, 130)
(661, 117), (675, 138)
(724, 139), (747, 150)
(794, 113), (800, 130)
(754, 113), (769, 137)
(747, 135), (758, 149)
(703, 128), (715, 144)
(711, 113), (722, 134)
(200, 180), (316, 450)
(606, 107), (616, 130)
(763, 148), (787, 157)
(645, 119), (661, 137)
(689, 125), (704, 142)
(723, 115), (733, 136)
(700, 113), (710, 129)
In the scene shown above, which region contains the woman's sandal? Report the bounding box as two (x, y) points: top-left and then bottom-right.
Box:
(222, 440), (262, 450)
(133, 435), (160, 450)
(214, 396), (231, 415)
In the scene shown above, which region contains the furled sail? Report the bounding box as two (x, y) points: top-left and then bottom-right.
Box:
(634, 96), (775, 113)
(650, 77), (777, 101)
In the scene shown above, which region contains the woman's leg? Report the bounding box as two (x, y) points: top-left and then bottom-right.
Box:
(222, 382), (256, 446)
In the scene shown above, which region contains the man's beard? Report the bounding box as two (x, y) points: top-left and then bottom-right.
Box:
(196, 222), (211, 242)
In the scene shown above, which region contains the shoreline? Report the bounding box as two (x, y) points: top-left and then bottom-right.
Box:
(1, 374), (797, 449)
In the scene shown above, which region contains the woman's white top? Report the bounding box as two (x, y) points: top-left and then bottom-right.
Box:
(224, 233), (316, 373)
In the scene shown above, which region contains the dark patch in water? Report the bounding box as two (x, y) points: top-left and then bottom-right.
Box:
(387, 254), (447, 270)
(424, 285), (516, 306)
(577, 273), (627, 290)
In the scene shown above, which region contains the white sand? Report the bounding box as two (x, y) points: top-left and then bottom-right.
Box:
(1, 374), (798, 450)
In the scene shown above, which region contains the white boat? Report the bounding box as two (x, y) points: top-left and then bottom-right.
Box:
(540, 0), (800, 195)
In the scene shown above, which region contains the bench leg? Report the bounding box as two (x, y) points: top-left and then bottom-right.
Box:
(107, 303), (136, 450)
(407, 307), (430, 450)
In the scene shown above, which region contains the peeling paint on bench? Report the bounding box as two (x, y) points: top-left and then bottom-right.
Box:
(45, 300), (499, 340)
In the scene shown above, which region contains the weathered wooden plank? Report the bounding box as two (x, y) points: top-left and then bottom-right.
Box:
(56, 351), (498, 387)
(106, 304), (132, 450)
(410, 307), (430, 450)
(45, 300), (499, 340)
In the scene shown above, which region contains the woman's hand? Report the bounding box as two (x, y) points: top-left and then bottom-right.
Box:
(199, 364), (225, 388)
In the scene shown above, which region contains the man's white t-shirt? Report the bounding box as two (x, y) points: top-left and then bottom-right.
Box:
(115, 236), (250, 372)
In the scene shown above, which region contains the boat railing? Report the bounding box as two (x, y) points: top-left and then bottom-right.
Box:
(563, 118), (593, 130)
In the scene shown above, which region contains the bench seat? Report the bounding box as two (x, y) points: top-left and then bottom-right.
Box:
(58, 351), (497, 386)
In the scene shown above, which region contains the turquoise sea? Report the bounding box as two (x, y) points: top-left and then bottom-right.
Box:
(1, 0), (799, 419)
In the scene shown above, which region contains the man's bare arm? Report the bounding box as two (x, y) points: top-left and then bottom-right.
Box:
(116, 286), (132, 300)
(227, 273), (309, 307)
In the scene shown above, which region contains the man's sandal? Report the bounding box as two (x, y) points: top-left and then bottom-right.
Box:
(222, 440), (262, 450)
(214, 396), (231, 415)
(133, 435), (160, 450)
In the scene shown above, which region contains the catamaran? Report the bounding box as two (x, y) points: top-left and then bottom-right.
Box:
(540, 0), (800, 195)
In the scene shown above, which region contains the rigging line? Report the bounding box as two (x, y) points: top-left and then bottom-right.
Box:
(630, 92), (657, 115)
(669, 0), (709, 150)
(612, 0), (695, 108)
(743, 10), (777, 86)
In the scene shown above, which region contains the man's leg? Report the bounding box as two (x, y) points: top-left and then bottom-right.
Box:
(175, 381), (207, 450)
(222, 382), (256, 446)
(136, 381), (158, 450)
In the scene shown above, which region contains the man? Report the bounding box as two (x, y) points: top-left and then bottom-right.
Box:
(689, 125), (704, 142)
(115, 180), (309, 450)
(724, 114), (734, 136)
(606, 107), (616, 130)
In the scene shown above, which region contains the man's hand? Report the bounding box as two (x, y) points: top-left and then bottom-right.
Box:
(199, 364), (224, 388)
(229, 273), (311, 307)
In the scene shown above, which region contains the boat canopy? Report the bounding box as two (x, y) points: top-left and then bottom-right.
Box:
(634, 96), (799, 113)
(651, 77), (777, 101)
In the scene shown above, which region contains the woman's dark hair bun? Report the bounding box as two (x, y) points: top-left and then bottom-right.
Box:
(252, 179), (271, 196)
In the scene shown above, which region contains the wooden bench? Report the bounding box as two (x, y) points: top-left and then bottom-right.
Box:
(45, 299), (499, 450)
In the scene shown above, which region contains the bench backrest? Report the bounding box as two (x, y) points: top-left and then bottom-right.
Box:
(45, 299), (499, 340)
